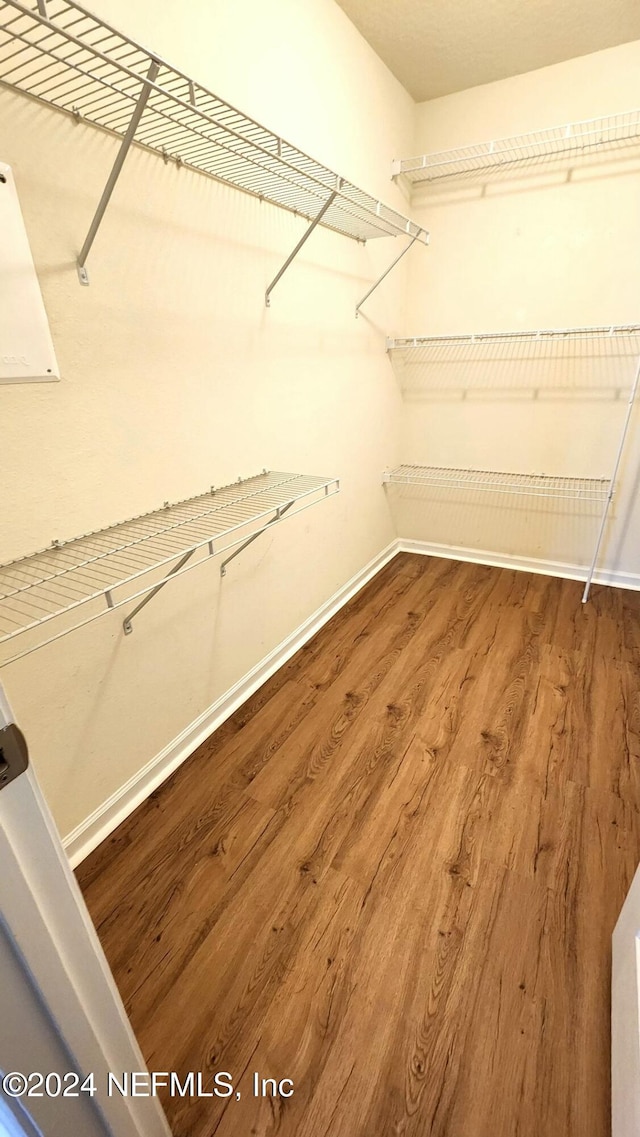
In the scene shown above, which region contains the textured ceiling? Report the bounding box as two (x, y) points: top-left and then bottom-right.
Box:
(334, 0), (640, 101)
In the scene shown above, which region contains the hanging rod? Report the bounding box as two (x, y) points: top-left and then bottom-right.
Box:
(0, 471), (339, 664)
(392, 107), (640, 186)
(0, 0), (428, 294)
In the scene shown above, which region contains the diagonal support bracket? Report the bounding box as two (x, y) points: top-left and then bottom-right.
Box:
(123, 547), (195, 634)
(220, 500), (294, 576)
(355, 233), (420, 318)
(265, 191), (338, 306)
(77, 57), (160, 284)
(581, 350), (640, 603)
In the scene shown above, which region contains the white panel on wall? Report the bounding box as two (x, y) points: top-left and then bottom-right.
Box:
(0, 161), (59, 384)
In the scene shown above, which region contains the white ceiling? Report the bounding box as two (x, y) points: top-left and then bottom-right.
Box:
(334, 0), (640, 102)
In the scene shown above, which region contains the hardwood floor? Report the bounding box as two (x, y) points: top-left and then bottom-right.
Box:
(77, 554), (640, 1137)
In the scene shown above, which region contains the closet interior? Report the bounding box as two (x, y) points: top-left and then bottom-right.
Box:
(3, 3), (640, 1136)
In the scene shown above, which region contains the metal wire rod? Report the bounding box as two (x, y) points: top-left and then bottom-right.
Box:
(265, 191), (338, 306)
(355, 234), (420, 318)
(76, 56), (159, 283)
(581, 353), (640, 602)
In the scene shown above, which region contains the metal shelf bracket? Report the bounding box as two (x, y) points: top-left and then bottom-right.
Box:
(123, 546), (196, 634)
(220, 499), (294, 575)
(355, 233), (421, 318)
(0, 0), (428, 296)
(265, 191), (338, 306)
(77, 57), (160, 285)
(0, 473), (338, 664)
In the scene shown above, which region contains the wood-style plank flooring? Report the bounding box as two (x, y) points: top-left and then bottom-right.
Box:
(77, 554), (640, 1137)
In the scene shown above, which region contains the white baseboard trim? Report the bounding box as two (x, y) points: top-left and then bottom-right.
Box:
(64, 540), (401, 867)
(65, 534), (640, 866)
(398, 538), (640, 593)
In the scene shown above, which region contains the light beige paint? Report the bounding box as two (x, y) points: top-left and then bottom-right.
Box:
(0, 0), (412, 837)
(400, 41), (640, 572)
(335, 0), (640, 101)
(4, 1), (640, 848)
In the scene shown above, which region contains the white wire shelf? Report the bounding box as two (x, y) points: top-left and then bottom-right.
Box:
(0, 0), (428, 248)
(387, 325), (640, 394)
(388, 326), (640, 352)
(0, 470), (339, 665)
(383, 465), (610, 502)
(393, 108), (640, 185)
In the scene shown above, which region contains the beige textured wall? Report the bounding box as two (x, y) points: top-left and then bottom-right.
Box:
(0, 0), (413, 838)
(396, 42), (640, 573)
(5, 8), (640, 845)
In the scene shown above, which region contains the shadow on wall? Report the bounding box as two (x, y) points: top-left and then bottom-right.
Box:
(389, 482), (608, 568)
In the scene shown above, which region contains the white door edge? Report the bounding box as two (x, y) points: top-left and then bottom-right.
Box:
(0, 684), (171, 1137)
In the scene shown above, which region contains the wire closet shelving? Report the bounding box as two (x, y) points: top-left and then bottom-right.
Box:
(392, 108), (640, 186)
(383, 465), (609, 502)
(384, 325), (640, 603)
(0, 0), (428, 308)
(387, 325), (640, 394)
(0, 471), (339, 665)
